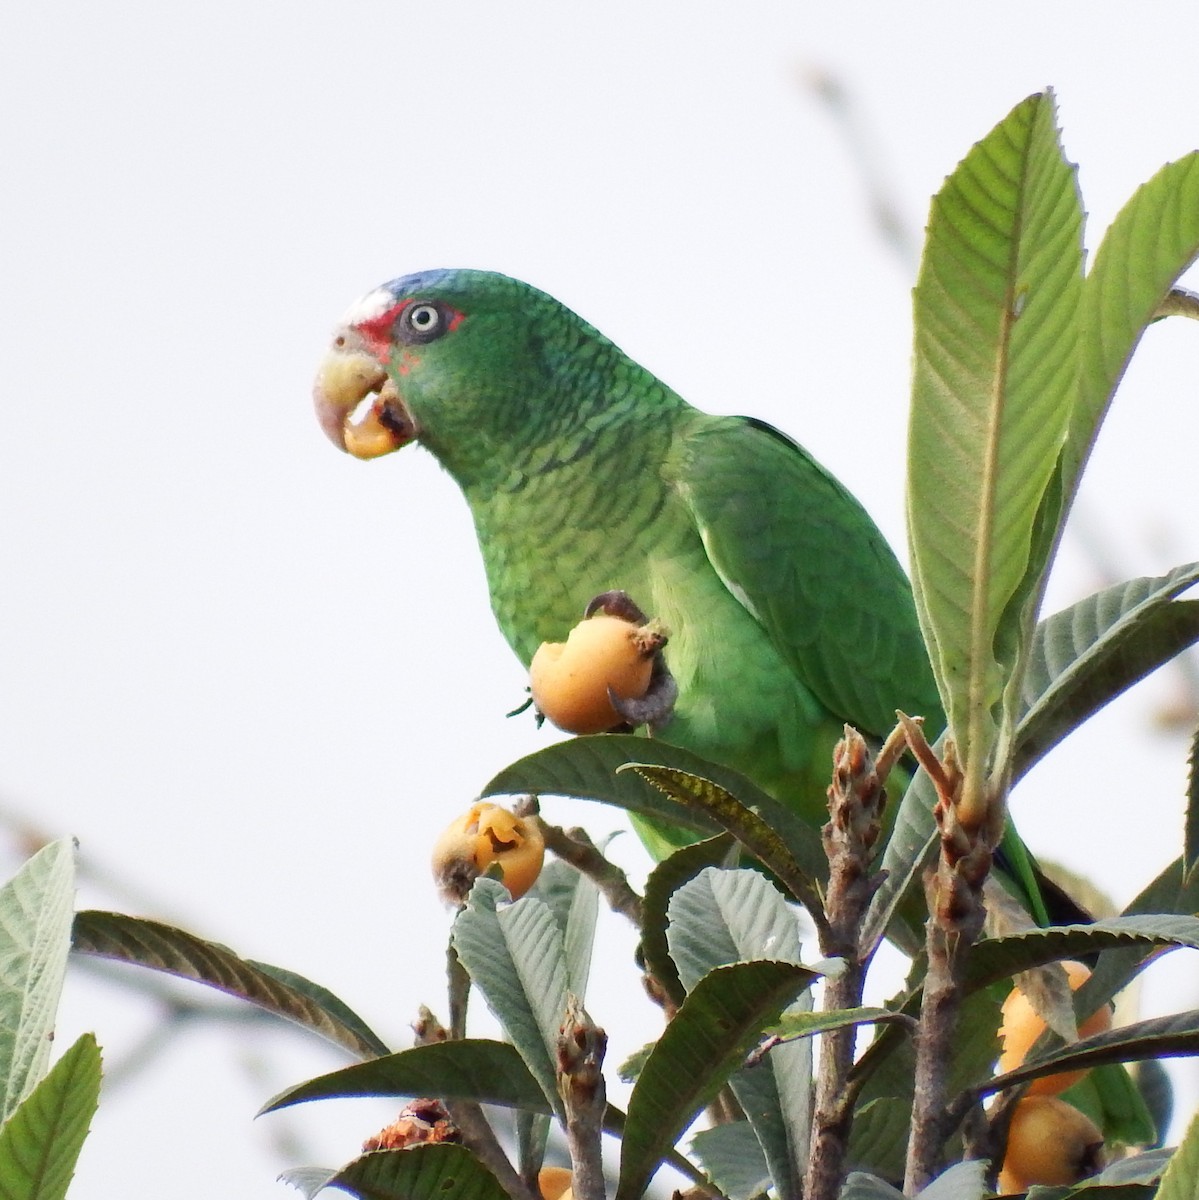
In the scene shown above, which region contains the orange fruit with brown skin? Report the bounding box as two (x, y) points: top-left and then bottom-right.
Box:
(530, 614), (658, 734)
(431, 802), (546, 904)
(998, 961), (1112, 1095)
(998, 1095), (1104, 1190)
(537, 1167), (573, 1200)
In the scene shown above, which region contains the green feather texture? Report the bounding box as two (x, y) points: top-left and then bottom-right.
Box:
(353, 269), (944, 831)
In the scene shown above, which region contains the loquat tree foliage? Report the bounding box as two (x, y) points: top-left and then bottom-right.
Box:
(6, 89), (1199, 1199)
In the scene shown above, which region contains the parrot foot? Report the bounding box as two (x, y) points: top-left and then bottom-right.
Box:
(609, 654), (677, 733)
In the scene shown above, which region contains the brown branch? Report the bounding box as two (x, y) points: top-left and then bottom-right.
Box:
(413, 1007), (540, 1200)
(512, 797), (644, 928)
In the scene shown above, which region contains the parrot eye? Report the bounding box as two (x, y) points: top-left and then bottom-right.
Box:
(400, 301), (447, 343)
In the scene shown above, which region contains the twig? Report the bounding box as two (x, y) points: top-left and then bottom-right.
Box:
(556, 996), (608, 1200)
(512, 797), (645, 928)
(804, 727), (891, 1200)
(414, 1007), (540, 1200)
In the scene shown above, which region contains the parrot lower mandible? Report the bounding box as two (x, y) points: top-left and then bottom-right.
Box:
(312, 269), (945, 854)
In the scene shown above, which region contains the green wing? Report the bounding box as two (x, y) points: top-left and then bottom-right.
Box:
(671, 414), (945, 740)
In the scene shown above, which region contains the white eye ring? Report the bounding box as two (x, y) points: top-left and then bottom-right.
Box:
(407, 303), (441, 333)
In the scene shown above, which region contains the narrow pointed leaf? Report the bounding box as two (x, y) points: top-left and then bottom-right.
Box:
(615, 960), (816, 1200)
(71, 911), (388, 1059)
(260, 1040), (551, 1116)
(1093, 1148), (1173, 1186)
(1015, 564), (1199, 777)
(863, 762), (938, 959)
(1067, 153), (1199, 501)
(280, 1143), (510, 1200)
(1187, 727), (1199, 883)
(0, 1031), (100, 1200)
(908, 90), (1083, 781)
(627, 766), (825, 917)
(982, 1008), (1199, 1096)
(963, 915), (1199, 993)
(450, 881), (567, 1114)
(767, 1007), (907, 1042)
(0, 840), (76, 1123)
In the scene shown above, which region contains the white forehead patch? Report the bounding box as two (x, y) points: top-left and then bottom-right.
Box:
(339, 287), (395, 327)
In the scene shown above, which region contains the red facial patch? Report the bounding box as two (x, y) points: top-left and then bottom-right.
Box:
(354, 299), (466, 358)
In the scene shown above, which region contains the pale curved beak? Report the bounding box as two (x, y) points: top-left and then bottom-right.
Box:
(313, 337), (420, 460)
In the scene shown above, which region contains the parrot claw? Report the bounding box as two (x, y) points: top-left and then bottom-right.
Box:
(609, 657), (677, 732)
(585, 590), (648, 624)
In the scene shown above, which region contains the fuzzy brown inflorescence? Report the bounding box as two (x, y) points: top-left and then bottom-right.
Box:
(804, 726), (893, 1200)
(556, 997), (608, 1200)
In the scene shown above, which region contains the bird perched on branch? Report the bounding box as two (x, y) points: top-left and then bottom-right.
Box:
(313, 269), (943, 857)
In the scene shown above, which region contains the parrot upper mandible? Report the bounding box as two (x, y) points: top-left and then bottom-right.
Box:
(312, 269), (945, 853)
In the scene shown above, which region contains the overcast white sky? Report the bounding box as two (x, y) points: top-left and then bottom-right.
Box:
(5, 4), (1199, 1196)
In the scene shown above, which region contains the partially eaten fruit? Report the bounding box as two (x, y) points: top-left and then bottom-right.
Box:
(431, 802), (546, 904)
(530, 612), (665, 734)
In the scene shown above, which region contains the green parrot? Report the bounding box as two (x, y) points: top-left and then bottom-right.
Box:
(312, 268), (945, 857)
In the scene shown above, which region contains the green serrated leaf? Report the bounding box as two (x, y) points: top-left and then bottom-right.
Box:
(641, 835), (736, 1007)
(908, 90), (1084, 798)
(964, 915), (1199, 993)
(71, 910), (388, 1059)
(1015, 565), (1199, 778)
(846, 1097), (911, 1182)
(479, 737), (827, 882)
(690, 1120), (772, 1200)
(628, 766), (825, 920)
(530, 858), (599, 1003)
(260, 1039), (551, 1116)
(450, 880), (567, 1114)
(767, 1007), (906, 1043)
(0, 1031), (101, 1200)
(0, 841), (76, 1124)
(1187, 726), (1199, 884)
(616, 960), (816, 1200)
(1068, 153), (1199, 504)
(280, 1143), (510, 1200)
(480, 736), (738, 837)
(1146, 1100), (1199, 1200)
(666, 867), (802, 992)
(665, 867), (813, 1200)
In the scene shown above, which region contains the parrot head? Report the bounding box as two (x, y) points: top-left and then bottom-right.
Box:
(313, 269), (616, 482)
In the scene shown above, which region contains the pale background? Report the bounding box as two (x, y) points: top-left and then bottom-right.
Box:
(4, 4), (1199, 1196)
